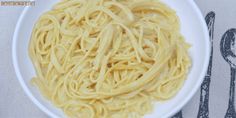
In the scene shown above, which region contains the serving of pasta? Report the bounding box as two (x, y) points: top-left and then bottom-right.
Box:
(29, 0), (191, 117)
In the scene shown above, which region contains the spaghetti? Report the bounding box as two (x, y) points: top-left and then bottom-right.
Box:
(29, 0), (191, 118)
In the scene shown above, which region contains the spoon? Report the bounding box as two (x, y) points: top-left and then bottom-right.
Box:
(220, 28), (236, 118)
(197, 11), (215, 118)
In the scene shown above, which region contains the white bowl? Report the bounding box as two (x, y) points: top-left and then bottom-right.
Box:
(12, 0), (210, 118)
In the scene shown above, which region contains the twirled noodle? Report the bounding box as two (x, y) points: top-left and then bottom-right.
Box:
(29, 0), (191, 118)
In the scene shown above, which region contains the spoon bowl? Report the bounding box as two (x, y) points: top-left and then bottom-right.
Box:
(220, 29), (236, 67)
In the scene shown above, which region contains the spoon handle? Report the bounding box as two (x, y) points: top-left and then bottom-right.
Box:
(225, 67), (236, 118)
(197, 11), (215, 118)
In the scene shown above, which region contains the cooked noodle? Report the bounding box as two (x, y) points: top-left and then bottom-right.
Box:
(29, 0), (191, 118)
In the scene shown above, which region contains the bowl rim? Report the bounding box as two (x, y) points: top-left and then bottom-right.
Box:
(12, 1), (210, 118)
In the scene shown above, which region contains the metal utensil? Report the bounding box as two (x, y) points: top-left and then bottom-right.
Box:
(220, 28), (236, 118)
(197, 11), (215, 118)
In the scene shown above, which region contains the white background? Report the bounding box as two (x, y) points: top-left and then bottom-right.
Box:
(1, 0), (236, 118)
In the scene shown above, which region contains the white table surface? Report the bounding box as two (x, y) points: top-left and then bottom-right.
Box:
(1, 0), (236, 118)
